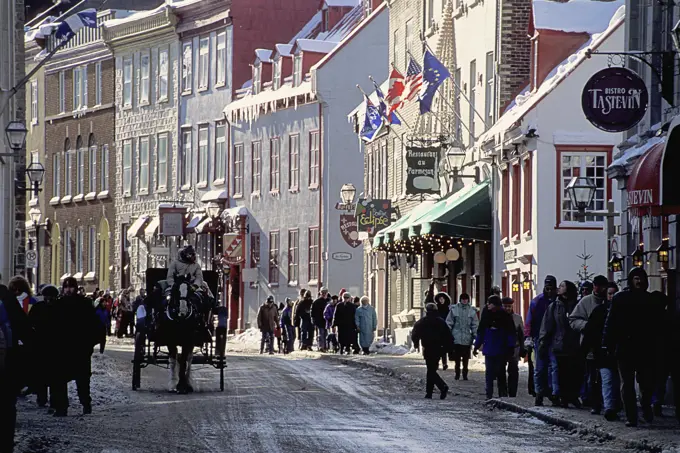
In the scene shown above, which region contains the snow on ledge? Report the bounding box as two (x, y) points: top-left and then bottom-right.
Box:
(223, 80), (315, 125)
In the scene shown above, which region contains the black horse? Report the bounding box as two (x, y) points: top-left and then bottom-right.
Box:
(146, 276), (215, 394)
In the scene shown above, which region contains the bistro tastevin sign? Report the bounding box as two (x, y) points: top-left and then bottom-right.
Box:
(581, 67), (649, 133)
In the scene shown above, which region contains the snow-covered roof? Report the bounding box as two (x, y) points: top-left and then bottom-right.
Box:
(255, 49), (273, 63)
(609, 135), (665, 169)
(294, 39), (338, 54)
(103, 0), (201, 28)
(287, 11), (323, 44)
(318, 2), (364, 42)
(478, 4), (625, 148)
(224, 80), (316, 124)
(274, 43), (293, 58)
(324, 0), (361, 6)
(533, 0), (624, 34)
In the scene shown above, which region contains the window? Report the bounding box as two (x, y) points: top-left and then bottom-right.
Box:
(76, 228), (83, 272)
(269, 231), (280, 285)
(181, 129), (192, 187)
(454, 68), (462, 141)
(511, 163), (520, 238)
(233, 143), (244, 196)
(100, 144), (109, 191)
(157, 133), (168, 190)
(73, 65), (87, 110)
(293, 55), (302, 86)
(485, 52), (494, 127)
(139, 136), (150, 192)
(216, 32), (227, 86)
(288, 229), (299, 285)
(53, 153), (61, 197)
(309, 131), (319, 187)
(214, 123), (226, 182)
(140, 53), (150, 104)
(198, 126), (209, 185)
(182, 42), (193, 93)
(559, 152), (608, 223)
(523, 155), (533, 236)
(30, 81), (38, 124)
(88, 142), (97, 193)
(158, 48), (169, 100)
(59, 71), (65, 113)
(272, 59), (281, 90)
(252, 64), (261, 94)
(65, 151), (73, 196)
(252, 141), (262, 193)
(322, 8), (329, 32)
(88, 226), (96, 272)
(64, 230), (71, 274)
(76, 137), (85, 195)
(393, 29), (399, 70)
(123, 58), (132, 106)
(250, 232), (261, 268)
(308, 227), (319, 283)
(95, 62), (102, 105)
(469, 59), (476, 144)
(198, 37), (209, 89)
(123, 140), (132, 195)
(425, 0), (435, 30)
(381, 140), (388, 198)
(270, 137), (280, 192)
(501, 167), (509, 240)
(289, 134), (299, 190)
(405, 19), (413, 68)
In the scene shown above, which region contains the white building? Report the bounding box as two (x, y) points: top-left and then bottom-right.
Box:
(478, 0), (625, 317)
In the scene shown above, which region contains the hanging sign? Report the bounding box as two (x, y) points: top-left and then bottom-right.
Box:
(581, 67), (648, 133)
(339, 215), (362, 248)
(405, 145), (440, 194)
(159, 206), (187, 237)
(355, 199), (392, 236)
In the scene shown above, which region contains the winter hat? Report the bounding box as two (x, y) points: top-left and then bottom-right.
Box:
(320, 286), (329, 293)
(487, 295), (502, 307)
(425, 302), (437, 313)
(544, 275), (557, 287)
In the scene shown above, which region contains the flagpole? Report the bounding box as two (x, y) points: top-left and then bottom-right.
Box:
(417, 42), (488, 129)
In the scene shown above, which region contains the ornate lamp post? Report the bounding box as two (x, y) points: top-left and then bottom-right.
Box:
(29, 208), (42, 290)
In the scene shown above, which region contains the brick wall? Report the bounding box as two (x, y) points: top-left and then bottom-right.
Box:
(43, 54), (116, 289)
(498, 0), (532, 113)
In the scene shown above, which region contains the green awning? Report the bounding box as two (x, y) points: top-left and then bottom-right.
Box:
(371, 199), (437, 248)
(409, 180), (492, 241)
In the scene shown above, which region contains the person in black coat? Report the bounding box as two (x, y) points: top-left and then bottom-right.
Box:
(412, 303), (454, 399)
(49, 277), (101, 417)
(332, 292), (358, 354)
(434, 292), (452, 370)
(0, 283), (33, 453)
(603, 267), (666, 427)
(294, 291), (314, 350)
(312, 288), (331, 352)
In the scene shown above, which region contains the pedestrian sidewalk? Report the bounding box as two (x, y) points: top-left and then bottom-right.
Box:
(319, 352), (680, 453)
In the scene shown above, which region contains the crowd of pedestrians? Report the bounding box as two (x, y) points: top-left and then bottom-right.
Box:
(256, 287), (378, 357)
(408, 269), (679, 429)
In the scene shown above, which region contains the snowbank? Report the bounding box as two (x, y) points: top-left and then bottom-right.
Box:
(369, 340), (409, 356)
(229, 327), (262, 352)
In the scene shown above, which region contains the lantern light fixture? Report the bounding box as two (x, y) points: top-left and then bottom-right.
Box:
(608, 252), (623, 273)
(657, 239), (670, 264)
(632, 248), (645, 268)
(512, 279), (520, 292)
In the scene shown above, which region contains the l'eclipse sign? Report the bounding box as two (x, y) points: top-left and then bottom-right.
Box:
(582, 67), (648, 133)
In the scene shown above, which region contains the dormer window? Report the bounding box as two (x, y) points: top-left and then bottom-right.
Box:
(322, 7), (329, 32)
(253, 63), (261, 94)
(293, 54), (302, 86)
(272, 59), (281, 90)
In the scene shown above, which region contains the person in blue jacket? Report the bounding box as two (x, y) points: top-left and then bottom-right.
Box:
(475, 295), (516, 400)
(95, 299), (111, 354)
(524, 275), (558, 406)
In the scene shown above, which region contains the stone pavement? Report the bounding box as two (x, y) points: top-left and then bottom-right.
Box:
(319, 352), (680, 453)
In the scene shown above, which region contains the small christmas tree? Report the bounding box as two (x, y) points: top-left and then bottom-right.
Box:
(576, 241), (594, 283)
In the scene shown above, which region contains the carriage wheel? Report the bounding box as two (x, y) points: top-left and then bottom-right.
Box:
(132, 359), (141, 391)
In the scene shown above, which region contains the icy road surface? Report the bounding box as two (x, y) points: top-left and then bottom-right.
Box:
(15, 349), (624, 453)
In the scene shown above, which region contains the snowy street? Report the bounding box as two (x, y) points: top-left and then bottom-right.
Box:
(14, 343), (626, 453)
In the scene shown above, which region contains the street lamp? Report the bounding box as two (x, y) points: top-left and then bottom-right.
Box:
(522, 273), (532, 290)
(608, 252), (623, 273)
(340, 183), (356, 205)
(632, 247), (645, 268)
(5, 121), (27, 151)
(25, 161), (45, 198)
(656, 239), (670, 265)
(566, 176), (596, 218)
(512, 279), (520, 292)
(29, 208), (42, 291)
(206, 202), (221, 219)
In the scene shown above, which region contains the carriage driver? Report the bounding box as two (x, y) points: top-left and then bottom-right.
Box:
(167, 245), (204, 289)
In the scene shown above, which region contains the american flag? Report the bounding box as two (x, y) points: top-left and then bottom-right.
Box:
(404, 56), (423, 102)
(386, 67), (405, 112)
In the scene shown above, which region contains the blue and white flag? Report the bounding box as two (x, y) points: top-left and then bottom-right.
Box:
(419, 50), (451, 114)
(54, 8), (97, 42)
(360, 94), (384, 143)
(373, 80), (401, 126)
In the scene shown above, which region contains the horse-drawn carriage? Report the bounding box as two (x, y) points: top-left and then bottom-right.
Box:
(132, 268), (227, 393)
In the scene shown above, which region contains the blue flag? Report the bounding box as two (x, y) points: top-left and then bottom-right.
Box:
(373, 81), (401, 126)
(360, 94), (384, 142)
(419, 50), (451, 114)
(54, 8), (97, 42)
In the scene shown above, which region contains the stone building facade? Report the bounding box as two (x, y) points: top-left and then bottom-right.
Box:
(42, 10), (123, 291)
